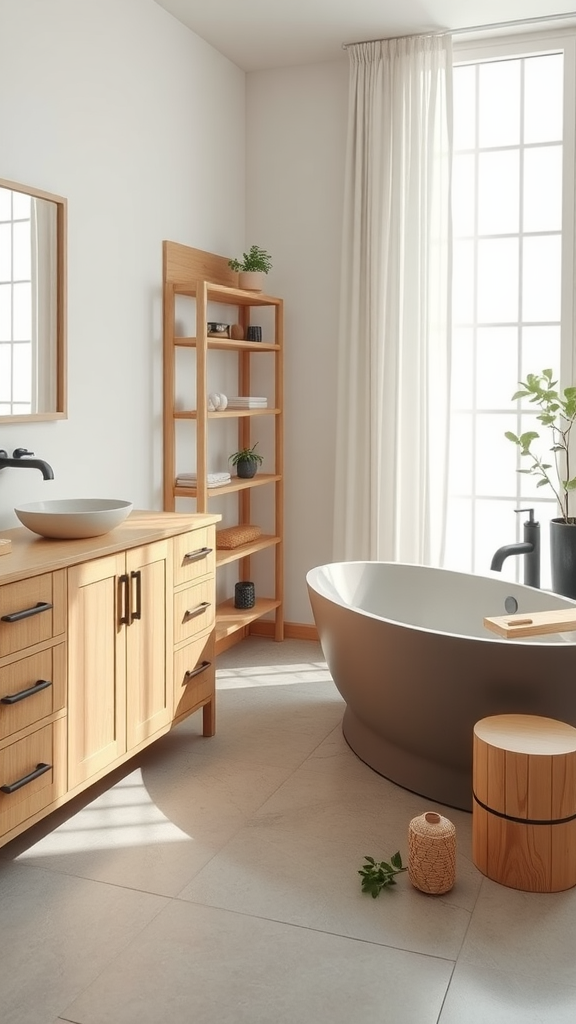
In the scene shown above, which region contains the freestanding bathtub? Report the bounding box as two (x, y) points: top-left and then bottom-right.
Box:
(306, 561), (576, 811)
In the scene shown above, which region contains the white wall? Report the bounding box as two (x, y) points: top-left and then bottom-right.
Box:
(0, 0), (350, 626)
(0, 0), (245, 518)
(246, 60), (349, 622)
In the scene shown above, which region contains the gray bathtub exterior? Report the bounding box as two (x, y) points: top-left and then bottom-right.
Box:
(306, 562), (576, 811)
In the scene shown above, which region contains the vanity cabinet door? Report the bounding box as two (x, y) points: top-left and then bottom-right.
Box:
(67, 553), (127, 790)
(125, 540), (172, 749)
(67, 542), (172, 789)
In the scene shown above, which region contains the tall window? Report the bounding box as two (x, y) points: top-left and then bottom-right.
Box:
(445, 33), (575, 587)
(0, 188), (33, 415)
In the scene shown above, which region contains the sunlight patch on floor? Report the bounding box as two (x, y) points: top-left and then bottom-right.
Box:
(216, 660), (331, 689)
(17, 771), (191, 858)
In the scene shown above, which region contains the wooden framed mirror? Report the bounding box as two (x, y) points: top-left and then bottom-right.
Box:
(0, 178), (67, 421)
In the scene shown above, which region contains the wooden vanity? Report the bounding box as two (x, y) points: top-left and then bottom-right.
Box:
(0, 509), (220, 848)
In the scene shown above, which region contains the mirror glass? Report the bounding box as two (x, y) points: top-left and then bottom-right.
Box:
(0, 179), (66, 421)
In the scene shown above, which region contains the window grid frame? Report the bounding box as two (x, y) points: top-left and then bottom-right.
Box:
(448, 32), (575, 581)
(0, 191), (33, 416)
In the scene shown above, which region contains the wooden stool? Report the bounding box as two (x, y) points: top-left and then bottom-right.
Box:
(472, 714), (576, 892)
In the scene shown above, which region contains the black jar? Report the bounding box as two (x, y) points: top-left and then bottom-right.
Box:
(234, 581), (255, 609)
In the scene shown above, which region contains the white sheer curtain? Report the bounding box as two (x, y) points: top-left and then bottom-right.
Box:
(333, 35), (453, 565)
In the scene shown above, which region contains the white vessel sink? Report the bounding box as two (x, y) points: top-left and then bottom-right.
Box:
(15, 498), (133, 539)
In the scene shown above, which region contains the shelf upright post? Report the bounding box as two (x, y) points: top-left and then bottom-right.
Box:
(275, 300), (284, 640)
(162, 278), (176, 511)
(195, 280), (209, 514)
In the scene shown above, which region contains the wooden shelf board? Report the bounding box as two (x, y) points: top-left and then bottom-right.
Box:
(174, 474), (281, 498)
(174, 337), (279, 352)
(216, 535), (280, 567)
(174, 408), (279, 420)
(215, 597), (281, 641)
(172, 281), (282, 307)
(210, 409), (280, 418)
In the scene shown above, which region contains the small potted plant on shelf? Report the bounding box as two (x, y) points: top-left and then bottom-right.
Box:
(505, 368), (576, 597)
(228, 245), (273, 292)
(229, 442), (263, 479)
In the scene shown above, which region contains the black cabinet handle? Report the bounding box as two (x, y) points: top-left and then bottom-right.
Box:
(1, 601), (52, 623)
(1, 678), (52, 705)
(131, 570), (142, 621)
(182, 601), (211, 623)
(184, 660), (212, 681)
(118, 574), (131, 626)
(183, 547), (213, 565)
(1, 762), (51, 794)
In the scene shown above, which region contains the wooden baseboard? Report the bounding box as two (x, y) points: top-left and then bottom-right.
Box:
(215, 621), (318, 656)
(249, 621), (319, 642)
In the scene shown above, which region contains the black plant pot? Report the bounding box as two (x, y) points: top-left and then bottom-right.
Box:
(236, 459), (258, 479)
(550, 517), (576, 599)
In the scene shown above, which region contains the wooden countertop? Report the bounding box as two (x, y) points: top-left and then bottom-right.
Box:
(0, 510), (221, 584)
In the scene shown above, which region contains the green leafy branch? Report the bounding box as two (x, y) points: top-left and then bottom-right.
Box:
(359, 852), (407, 897)
(505, 369), (576, 523)
(228, 245), (273, 274)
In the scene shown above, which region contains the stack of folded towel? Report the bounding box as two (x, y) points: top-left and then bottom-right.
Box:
(226, 396), (268, 409)
(176, 471), (231, 488)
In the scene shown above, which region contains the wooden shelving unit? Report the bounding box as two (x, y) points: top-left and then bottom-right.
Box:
(162, 242), (284, 653)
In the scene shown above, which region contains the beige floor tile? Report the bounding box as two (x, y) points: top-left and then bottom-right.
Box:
(454, 876), (576, 984)
(148, 678), (345, 773)
(260, 725), (474, 849)
(177, 811), (477, 959)
(61, 900), (453, 1024)
(439, 960), (576, 1023)
(216, 636), (328, 673)
(303, 718), (476, 858)
(0, 861), (166, 1024)
(4, 755), (292, 897)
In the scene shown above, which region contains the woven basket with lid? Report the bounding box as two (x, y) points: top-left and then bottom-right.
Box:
(408, 811), (456, 894)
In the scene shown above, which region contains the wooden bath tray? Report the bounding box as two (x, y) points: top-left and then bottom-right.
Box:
(484, 609), (576, 639)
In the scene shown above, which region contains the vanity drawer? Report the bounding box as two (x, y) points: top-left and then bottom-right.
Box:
(0, 721), (63, 837)
(173, 528), (215, 587)
(174, 580), (215, 645)
(173, 633), (214, 720)
(0, 571), (66, 658)
(0, 644), (66, 741)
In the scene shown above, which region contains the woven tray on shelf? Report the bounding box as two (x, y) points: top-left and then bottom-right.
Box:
(216, 524), (262, 549)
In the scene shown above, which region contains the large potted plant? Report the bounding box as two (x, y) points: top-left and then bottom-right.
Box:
(228, 245), (272, 292)
(505, 369), (576, 597)
(229, 442), (263, 479)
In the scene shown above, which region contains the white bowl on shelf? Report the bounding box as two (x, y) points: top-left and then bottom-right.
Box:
(14, 498), (133, 539)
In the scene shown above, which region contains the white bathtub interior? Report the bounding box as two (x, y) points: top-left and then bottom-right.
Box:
(311, 561), (576, 643)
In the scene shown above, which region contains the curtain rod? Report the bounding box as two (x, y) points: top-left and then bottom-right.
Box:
(342, 11), (576, 49)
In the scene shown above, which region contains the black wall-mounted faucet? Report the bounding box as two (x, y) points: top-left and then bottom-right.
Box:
(0, 448), (54, 480)
(490, 508), (540, 588)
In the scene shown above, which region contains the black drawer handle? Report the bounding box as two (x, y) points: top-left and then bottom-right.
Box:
(183, 547), (213, 565)
(184, 660), (212, 682)
(118, 574), (131, 626)
(1, 762), (51, 794)
(182, 601), (211, 623)
(131, 570), (142, 621)
(1, 678), (52, 705)
(1, 601), (53, 623)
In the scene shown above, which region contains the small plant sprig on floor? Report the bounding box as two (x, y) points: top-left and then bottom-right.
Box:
(359, 852), (407, 897)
